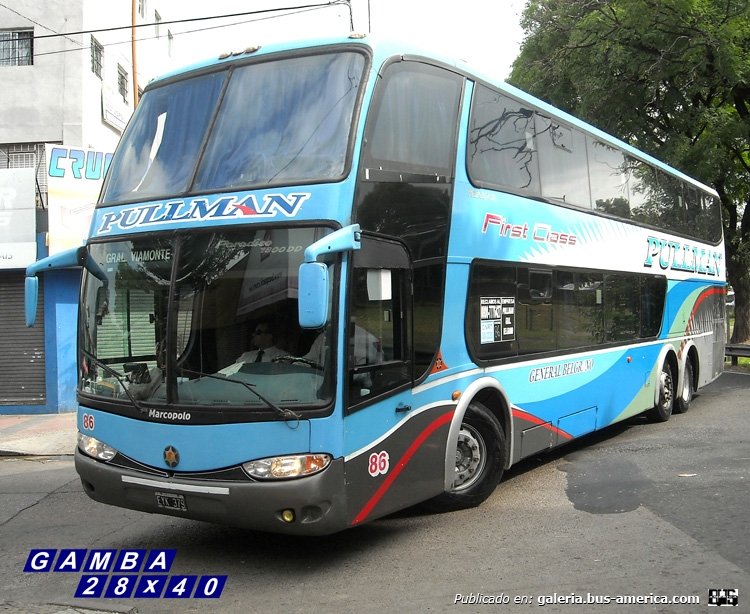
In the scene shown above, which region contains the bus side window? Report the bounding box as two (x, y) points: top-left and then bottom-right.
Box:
(347, 267), (411, 406)
(355, 60), (463, 381)
(346, 235), (413, 411)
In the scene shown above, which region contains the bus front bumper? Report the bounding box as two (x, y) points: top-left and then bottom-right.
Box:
(75, 449), (348, 535)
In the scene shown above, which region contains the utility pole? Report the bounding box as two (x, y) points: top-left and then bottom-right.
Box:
(131, 0), (139, 107)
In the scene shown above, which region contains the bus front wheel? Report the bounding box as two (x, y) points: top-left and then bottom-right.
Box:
(426, 402), (505, 512)
(648, 361), (675, 422)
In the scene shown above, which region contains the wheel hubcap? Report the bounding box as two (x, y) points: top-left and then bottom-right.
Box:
(453, 424), (486, 491)
(660, 370), (673, 409)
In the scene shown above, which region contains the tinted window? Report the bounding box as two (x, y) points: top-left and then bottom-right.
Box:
(102, 71), (226, 203)
(347, 237), (412, 409)
(588, 138), (629, 216)
(80, 228), (338, 411)
(466, 264), (518, 360)
(626, 157), (660, 224)
(466, 87), (722, 244)
(102, 51), (367, 204)
(696, 193), (723, 243)
(517, 268), (554, 355)
(195, 52), (365, 191)
(467, 262), (666, 362)
(602, 274), (640, 342)
(364, 62), (462, 177)
(356, 61), (462, 379)
(555, 271), (603, 349)
(536, 115), (590, 207)
(641, 276), (666, 337)
(468, 85), (541, 193)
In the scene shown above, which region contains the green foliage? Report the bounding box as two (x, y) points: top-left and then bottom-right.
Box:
(510, 0), (750, 342)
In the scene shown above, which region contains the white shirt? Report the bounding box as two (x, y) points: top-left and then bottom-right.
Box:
(235, 346), (285, 363)
(218, 345), (286, 376)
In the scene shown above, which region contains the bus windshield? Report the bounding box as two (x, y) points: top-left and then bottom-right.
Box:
(79, 227), (336, 413)
(101, 50), (366, 204)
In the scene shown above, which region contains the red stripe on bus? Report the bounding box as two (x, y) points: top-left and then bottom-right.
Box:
(351, 410), (454, 526)
(512, 408), (573, 441)
(687, 286), (725, 330)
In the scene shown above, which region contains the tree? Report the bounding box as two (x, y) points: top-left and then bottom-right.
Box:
(509, 0), (750, 343)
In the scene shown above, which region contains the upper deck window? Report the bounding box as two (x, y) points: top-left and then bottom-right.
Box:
(101, 50), (367, 205)
(467, 83), (722, 244)
(102, 71), (225, 203)
(363, 61), (462, 179)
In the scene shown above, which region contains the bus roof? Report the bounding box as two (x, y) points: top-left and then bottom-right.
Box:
(148, 34), (717, 198)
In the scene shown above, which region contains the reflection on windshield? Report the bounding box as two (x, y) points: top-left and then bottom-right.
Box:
(101, 51), (366, 204)
(80, 228), (336, 413)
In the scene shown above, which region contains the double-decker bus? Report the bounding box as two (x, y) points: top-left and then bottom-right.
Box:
(25, 35), (725, 535)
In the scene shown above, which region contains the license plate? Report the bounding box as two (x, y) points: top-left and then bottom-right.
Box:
(155, 491), (187, 512)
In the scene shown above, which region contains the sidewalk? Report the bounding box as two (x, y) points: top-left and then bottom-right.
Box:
(0, 413), (77, 456)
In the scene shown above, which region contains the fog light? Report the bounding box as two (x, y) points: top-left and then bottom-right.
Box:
(242, 453), (331, 480)
(78, 432), (117, 461)
(281, 509), (295, 523)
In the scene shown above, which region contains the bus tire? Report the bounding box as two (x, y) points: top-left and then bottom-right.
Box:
(648, 361), (675, 422)
(674, 357), (694, 414)
(425, 402), (505, 512)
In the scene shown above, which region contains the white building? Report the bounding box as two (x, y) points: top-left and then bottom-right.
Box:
(0, 0), (173, 413)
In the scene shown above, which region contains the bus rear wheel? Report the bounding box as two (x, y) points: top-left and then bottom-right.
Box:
(674, 358), (694, 414)
(425, 402), (505, 512)
(648, 361), (675, 422)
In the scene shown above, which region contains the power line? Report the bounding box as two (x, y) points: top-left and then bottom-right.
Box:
(33, 4), (345, 59)
(0, 1), (82, 47)
(29, 2), (348, 41)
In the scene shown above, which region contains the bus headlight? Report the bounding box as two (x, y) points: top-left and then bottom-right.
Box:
(242, 454), (331, 480)
(78, 432), (117, 461)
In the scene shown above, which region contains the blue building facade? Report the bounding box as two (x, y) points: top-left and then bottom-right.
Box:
(0, 231), (79, 415)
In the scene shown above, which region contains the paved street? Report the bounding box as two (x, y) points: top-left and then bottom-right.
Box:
(0, 371), (748, 613)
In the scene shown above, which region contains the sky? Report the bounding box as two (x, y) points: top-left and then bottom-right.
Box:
(165, 0), (526, 80)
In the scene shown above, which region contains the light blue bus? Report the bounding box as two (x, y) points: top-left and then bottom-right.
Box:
(25, 35), (725, 534)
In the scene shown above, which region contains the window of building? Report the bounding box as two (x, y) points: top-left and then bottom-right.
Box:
(0, 30), (33, 66)
(0, 143), (49, 206)
(117, 64), (129, 101)
(155, 11), (162, 38)
(90, 36), (103, 78)
(168, 30), (173, 57)
(138, 0), (147, 18)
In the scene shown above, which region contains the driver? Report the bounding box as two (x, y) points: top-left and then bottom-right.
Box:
(236, 322), (285, 363)
(219, 321), (284, 375)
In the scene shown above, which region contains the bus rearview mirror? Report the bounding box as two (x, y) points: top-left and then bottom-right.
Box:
(25, 276), (39, 327)
(298, 262), (329, 329)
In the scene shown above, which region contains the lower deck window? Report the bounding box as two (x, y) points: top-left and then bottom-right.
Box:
(467, 262), (666, 361)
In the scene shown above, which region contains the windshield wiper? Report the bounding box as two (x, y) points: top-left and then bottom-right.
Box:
(81, 349), (148, 415)
(181, 369), (302, 422)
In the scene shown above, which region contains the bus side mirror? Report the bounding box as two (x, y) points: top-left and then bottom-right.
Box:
(25, 276), (39, 327)
(298, 262), (329, 329)
(298, 224), (361, 329)
(24, 245), (99, 327)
